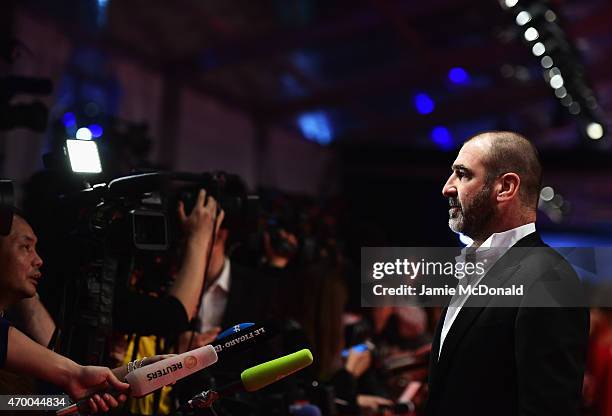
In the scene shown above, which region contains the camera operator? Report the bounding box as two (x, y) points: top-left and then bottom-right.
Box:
(21, 173), (224, 338)
(0, 213), (129, 411)
(113, 189), (225, 335)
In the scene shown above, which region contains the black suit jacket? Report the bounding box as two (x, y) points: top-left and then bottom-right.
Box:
(425, 232), (589, 416)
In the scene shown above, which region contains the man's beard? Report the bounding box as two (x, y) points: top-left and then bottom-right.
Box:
(448, 184), (495, 240)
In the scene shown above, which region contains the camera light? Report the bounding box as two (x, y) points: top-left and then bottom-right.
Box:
(66, 139), (102, 173)
(76, 127), (93, 140)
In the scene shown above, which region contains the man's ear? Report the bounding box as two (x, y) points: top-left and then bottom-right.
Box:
(496, 173), (521, 202)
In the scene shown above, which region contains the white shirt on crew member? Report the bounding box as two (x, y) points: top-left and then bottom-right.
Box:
(196, 257), (231, 332)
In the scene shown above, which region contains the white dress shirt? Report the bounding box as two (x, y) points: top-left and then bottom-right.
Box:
(439, 223), (536, 358)
(196, 258), (231, 332)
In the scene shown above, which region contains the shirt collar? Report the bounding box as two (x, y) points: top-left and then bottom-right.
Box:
(208, 258), (231, 292)
(459, 222), (536, 261)
(476, 222), (536, 250)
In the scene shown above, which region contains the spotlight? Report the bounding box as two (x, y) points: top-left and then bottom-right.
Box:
(540, 56), (553, 68)
(586, 122), (604, 140)
(568, 102), (581, 115)
(88, 124), (104, 138)
(585, 96), (598, 110)
(62, 112), (76, 127)
(515, 11), (531, 26)
(560, 94), (572, 106)
(539, 186), (554, 202)
(544, 10), (557, 22)
(448, 67), (470, 84)
(549, 74), (564, 89)
(524, 27), (539, 41)
(504, 0), (519, 8)
(532, 42), (546, 56)
(414, 93), (435, 115)
(430, 126), (453, 150)
(65, 139), (102, 173)
(554, 87), (567, 98)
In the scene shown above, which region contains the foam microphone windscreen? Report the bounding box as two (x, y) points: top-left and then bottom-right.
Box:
(126, 345), (218, 397)
(240, 349), (313, 392)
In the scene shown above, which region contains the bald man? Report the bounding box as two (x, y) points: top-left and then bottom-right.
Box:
(425, 132), (589, 416)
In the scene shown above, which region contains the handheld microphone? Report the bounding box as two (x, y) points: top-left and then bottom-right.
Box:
(216, 322), (255, 340)
(183, 349), (314, 409)
(211, 321), (278, 357)
(57, 345), (218, 415)
(127, 345), (218, 397)
(241, 348), (313, 392)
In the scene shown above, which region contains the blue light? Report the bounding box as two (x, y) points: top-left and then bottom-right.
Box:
(297, 112), (333, 145)
(431, 126), (454, 150)
(448, 67), (470, 84)
(89, 124), (104, 138)
(62, 112), (76, 127)
(414, 93), (435, 114)
(97, 0), (109, 26)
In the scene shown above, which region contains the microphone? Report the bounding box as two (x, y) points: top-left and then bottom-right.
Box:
(241, 349), (313, 392)
(211, 321), (278, 357)
(216, 322), (255, 340)
(56, 345), (218, 415)
(183, 349), (314, 409)
(127, 345), (218, 397)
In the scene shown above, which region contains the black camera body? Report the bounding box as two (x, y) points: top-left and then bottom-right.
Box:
(57, 170), (258, 364)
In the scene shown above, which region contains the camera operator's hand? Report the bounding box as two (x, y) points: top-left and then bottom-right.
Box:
(172, 189), (225, 320)
(65, 365), (130, 413)
(178, 189), (225, 247)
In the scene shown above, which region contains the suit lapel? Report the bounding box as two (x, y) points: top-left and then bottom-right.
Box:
(430, 232), (543, 388)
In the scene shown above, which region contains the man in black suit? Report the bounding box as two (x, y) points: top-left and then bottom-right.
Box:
(425, 131), (589, 416)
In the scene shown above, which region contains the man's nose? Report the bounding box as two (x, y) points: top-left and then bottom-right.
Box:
(442, 177), (457, 198)
(33, 252), (43, 268)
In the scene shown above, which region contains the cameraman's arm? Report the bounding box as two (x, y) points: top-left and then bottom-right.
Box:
(9, 293), (55, 346)
(171, 189), (224, 320)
